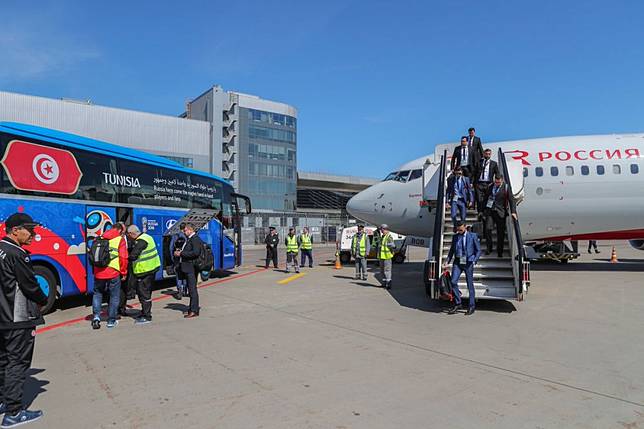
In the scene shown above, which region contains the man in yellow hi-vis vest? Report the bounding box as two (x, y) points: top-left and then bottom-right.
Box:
(127, 225), (161, 325)
(377, 224), (396, 289)
(298, 227), (313, 268)
(285, 227), (300, 273)
(351, 224), (371, 281)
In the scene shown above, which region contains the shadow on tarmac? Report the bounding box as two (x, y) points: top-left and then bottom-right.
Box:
(24, 368), (49, 408)
(532, 260), (644, 272)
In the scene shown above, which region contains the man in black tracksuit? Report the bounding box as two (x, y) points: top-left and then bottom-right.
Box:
(0, 213), (48, 426)
(264, 227), (279, 269)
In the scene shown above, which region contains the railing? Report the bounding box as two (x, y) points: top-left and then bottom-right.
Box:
(428, 150), (448, 298)
(498, 149), (530, 299)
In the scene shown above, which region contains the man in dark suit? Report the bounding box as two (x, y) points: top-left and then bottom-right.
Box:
(450, 136), (475, 177)
(467, 127), (484, 166)
(474, 148), (500, 215)
(444, 220), (482, 315)
(174, 223), (203, 318)
(483, 175), (518, 257)
(446, 167), (474, 224)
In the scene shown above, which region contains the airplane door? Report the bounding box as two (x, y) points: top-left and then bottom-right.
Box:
(85, 206), (118, 294)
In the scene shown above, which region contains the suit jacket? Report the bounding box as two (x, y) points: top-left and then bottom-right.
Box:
(475, 158), (499, 184)
(447, 232), (482, 264)
(446, 175), (474, 204)
(468, 135), (484, 163)
(180, 233), (204, 274)
(484, 183), (517, 218)
(450, 145), (476, 171)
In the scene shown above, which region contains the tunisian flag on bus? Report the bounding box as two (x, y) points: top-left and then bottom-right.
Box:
(1, 140), (83, 195)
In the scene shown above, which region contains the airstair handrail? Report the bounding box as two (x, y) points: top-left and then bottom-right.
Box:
(498, 149), (528, 295)
(432, 150), (448, 289)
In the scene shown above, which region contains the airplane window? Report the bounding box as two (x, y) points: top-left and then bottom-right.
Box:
(613, 164), (621, 174)
(565, 166), (574, 176)
(581, 165), (590, 175)
(384, 172), (398, 181)
(597, 165), (605, 175)
(535, 167), (543, 177)
(550, 166), (559, 176)
(631, 164), (639, 174)
(394, 170), (411, 182)
(408, 169), (423, 181)
(523, 168), (528, 177)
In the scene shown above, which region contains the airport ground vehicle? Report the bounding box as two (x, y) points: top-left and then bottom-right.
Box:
(337, 225), (407, 264)
(0, 122), (251, 313)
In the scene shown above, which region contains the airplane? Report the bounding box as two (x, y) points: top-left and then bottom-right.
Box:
(346, 134), (644, 253)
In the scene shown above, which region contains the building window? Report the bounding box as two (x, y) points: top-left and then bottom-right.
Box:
(550, 166), (559, 176)
(248, 109), (296, 128)
(581, 165), (590, 175)
(631, 164), (639, 174)
(597, 165), (605, 175)
(535, 167), (543, 177)
(613, 164), (621, 174)
(249, 126), (296, 143)
(565, 166), (574, 176)
(161, 156), (194, 169)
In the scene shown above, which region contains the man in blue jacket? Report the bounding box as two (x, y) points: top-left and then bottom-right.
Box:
(446, 166), (474, 225)
(444, 220), (482, 315)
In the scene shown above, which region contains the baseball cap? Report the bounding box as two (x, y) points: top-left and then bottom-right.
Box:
(5, 213), (40, 230)
(380, 224), (389, 229)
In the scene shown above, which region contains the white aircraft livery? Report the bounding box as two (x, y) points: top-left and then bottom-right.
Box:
(346, 134), (644, 250)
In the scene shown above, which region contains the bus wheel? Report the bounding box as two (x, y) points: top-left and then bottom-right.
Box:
(34, 265), (57, 314)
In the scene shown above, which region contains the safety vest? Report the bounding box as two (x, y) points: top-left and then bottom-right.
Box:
(132, 233), (161, 275)
(107, 236), (122, 272)
(300, 234), (312, 250)
(378, 233), (394, 260)
(286, 235), (299, 254)
(352, 234), (367, 257)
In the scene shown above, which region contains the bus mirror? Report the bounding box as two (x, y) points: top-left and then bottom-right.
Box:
(232, 193), (252, 215)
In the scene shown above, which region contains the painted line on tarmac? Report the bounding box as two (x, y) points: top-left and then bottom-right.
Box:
(36, 268), (267, 335)
(277, 272), (306, 285)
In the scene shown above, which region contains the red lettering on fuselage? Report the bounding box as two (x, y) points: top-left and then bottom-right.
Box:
(605, 149), (621, 159)
(538, 152), (552, 162)
(574, 150), (588, 160)
(625, 148), (640, 158)
(589, 150), (603, 160)
(555, 151), (571, 161)
(505, 150), (531, 166)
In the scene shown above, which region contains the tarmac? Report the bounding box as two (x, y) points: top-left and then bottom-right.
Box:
(20, 242), (644, 428)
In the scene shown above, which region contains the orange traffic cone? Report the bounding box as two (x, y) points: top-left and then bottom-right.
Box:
(610, 246), (618, 263)
(334, 251), (342, 269)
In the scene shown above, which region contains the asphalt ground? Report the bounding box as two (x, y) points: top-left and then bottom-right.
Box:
(16, 242), (644, 428)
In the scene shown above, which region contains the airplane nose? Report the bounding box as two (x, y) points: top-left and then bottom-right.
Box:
(346, 191), (371, 219)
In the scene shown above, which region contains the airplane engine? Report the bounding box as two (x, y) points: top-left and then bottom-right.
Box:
(628, 239), (644, 250)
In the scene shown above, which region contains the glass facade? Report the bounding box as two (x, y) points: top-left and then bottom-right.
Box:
(238, 107), (297, 211)
(161, 155), (194, 168)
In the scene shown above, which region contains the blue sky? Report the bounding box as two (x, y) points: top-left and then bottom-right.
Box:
(2, 0), (644, 178)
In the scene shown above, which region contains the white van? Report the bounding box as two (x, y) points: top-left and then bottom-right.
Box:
(338, 226), (407, 264)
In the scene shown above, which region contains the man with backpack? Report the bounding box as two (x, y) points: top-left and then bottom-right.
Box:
(126, 225), (160, 325)
(482, 175), (517, 257)
(174, 223), (203, 318)
(90, 223), (128, 330)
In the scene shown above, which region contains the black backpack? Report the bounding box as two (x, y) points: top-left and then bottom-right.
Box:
(89, 237), (112, 268)
(196, 242), (214, 272)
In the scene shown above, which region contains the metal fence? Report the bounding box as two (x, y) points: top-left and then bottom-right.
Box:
(241, 211), (357, 245)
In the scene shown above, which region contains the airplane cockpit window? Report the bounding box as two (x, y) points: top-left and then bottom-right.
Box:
(384, 172), (398, 181)
(631, 164), (639, 174)
(535, 167), (543, 177)
(581, 165), (590, 175)
(394, 170), (411, 182)
(550, 167), (559, 176)
(408, 169), (423, 181)
(597, 165), (605, 175)
(565, 166), (574, 176)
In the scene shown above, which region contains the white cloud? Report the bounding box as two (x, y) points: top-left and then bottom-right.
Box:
(0, 25), (100, 83)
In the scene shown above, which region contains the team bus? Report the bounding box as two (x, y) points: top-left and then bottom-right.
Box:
(0, 122), (251, 312)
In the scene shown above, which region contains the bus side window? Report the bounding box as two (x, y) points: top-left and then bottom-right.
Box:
(535, 167), (543, 177)
(597, 165), (605, 175)
(631, 164), (640, 174)
(581, 165), (590, 175)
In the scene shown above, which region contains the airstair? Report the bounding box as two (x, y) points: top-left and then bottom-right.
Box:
(423, 149), (530, 302)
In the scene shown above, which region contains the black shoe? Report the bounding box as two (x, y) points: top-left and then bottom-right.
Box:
(309, 265), (313, 268)
(175, 290), (183, 300)
(448, 304), (461, 315)
(587, 250), (591, 254)
(465, 307), (476, 316)
(91, 319), (100, 330)
(386, 282), (392, 290)
(595, 249), (600, 254)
